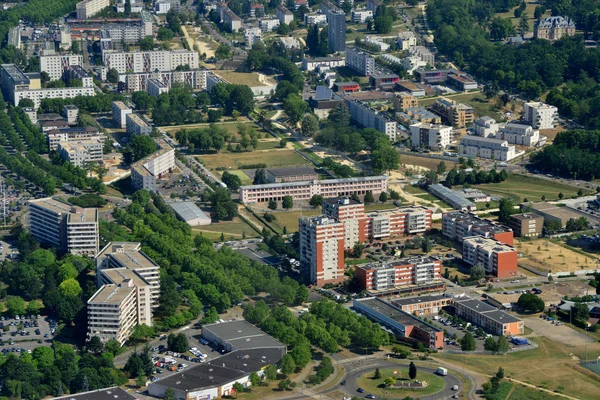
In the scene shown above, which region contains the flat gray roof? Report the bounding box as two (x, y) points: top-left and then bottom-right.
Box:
(392, 294), (449, 306)
(429, 184), (475, 208)
(203, 320), (285, 350)
(50, 387), (135, 400)
(267, 166), (316, 177)
(169, 201), (211, 222)
(454, 298), (522, 324)
(356, 297), (441, 333)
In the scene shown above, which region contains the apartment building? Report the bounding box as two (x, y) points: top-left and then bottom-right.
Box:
(409, 122), (452, 150)
(7, 27), (20, 49)
(87, 281), (138, 345)
(63, 104), (79, 124)
(259, 18), (280, 31)
(442, 211), (514, 245)
(244, 27), (262, 47)
(473, 116), (499, 138)
(47, 126), (104, 151)
(400, 56), (426, 74)
(102, 50), (199, 74)
(327, 9), (346, 53)
(126, 113), (152, 136)
(365, 36), (390, 51)
(365, 206), (432, 239)
(523, 102), (557, 130)
(299, 216), (345, 286)
(352, 10), (373, 23)
(428, 184), (476, 211)
(96, 241), (161, 311)
(509, 213), (544, 238)
(119, 69), (208, 92)
(131, 139), (175, 192)
(241, 176), (388, 203)
(366, 0), (380, 14)
(76, 0), (110, 19)
(147, 78), (169, 97)
(397, 31), (417, 50)
(345, 99), (397, 141)
(462, 236), (518, 278)
(322, 197), (367, 249)
(534, 16), (575, 41)
(497, 122), (541, 147)
(58, 139), (103, 168)
(393, 92), (418, 112)
(453, 297), (524, 336)
(355, 256), (442, 291)
(302, 56), (345, 71)
(392, 295), (452, 316)
(276, 5), (294, 25)
(409, 46), (434, 66)
(112, 101), (132, 129)
(29, 198), (99, 256)
(346, 48), (375, 76)
(430, 98), (474, 128)
(40, 54), (84, 81)
(0, 64), (94, 108)
(459, 136), (517, 161)
(398, 107), (441, 125)
(447, 74), (478, 91)
(354, 297), (444, 349)
(305, 13), (328, 25)
(249, 3), (265, 17)
(75, 11), (152, 42)
(115, 0), (144, 13)
(217, 4), (242, 32)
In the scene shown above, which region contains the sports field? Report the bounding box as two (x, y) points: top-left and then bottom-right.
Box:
(198, 149), (310, 170)
(515, 238), (599, 274)
(471, 174), (588, 202)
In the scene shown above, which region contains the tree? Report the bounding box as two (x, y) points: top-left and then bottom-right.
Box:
(484, 336), (497, 352)
(484, 82), (499, 99)
(379, 192), (388, 202)
(390, 190), (400, 200)
(517, 293), (545, 313)
(71, 40), (80, 54)
(421, 239), (433, 253)
(253, 168), (268, 184)
(408, 362), (417, 379)
(309, 195), (323, 208)
(558, 192), (564, 199)
(283, 93), (307, 124)
(282, 196), (293, 209)
(124, 0), (132, 16)
(88, 336), (104, 354)
(222, 171), (242, 191)
(383, 377), (396, 387)
(268, 200), (278, 210)
(215, 43), (232, 60)
(249, 371), (261, 388)
(301, 114), (319, 137)
(490, 17), (515, 40)
(364, 191), (375, 204)
(353, 241), (365, 258)
(498, 198), (516, 223)
(374, 14), (393, 34)
(129, 135), (157, 161)
(519, 12), (529, 36)
(6, 296), (25, 317)
(571, 302), (590, 321)
(107, 68), (119, 83)
(437, 161), (447, 174)
(328, 103), (350, 126)
(496, 367), (505, 379)
(232, 382), (244, 397)
(25, 300), (41, 315)
(461, 332), (477, 351)
(164, 388), (176, 400)
(279, 354), (296, 375)
(157, 27), (175, 41)
(470, 264), (485, 280)
(374, 367), (381, 379)
(18, 98), (34, 108)
(264, 364), (277, 382)
(167, 333), (189, 353)
(139, 37), (155, 51)
(496, 335), (510, 354)
(534, 6), (544, 19)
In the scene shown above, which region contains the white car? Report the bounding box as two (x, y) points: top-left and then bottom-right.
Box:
(452, 385), (459, 391)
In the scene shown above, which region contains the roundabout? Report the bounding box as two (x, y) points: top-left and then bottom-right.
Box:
(355, 368), (445, 397)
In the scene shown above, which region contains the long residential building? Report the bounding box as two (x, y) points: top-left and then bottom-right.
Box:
(0, 64), (94, 108)
(442, 211), (514, 245)
(355, 256), (442, 292)
(118, 69), (208, 92)
(29, 198), (99, 256)
(462, 236), (518, 278)
(58, 139), (103, 168)
(40, 54), (84, 81)
(131, 138), (175, 192)
(217, 3), (242, 31)
(47, 126), (104, 151)
(354, 297), (444, 349)
(346, 48), (375, 76)
(459, 136), (517, 161)
(430, 97), (474, 128)
(240, 176), (388, 203)
(392, 294), (453, 316)
(299, 216), (345, 286)
(453, 297), (524, 336)
(102, 50), (199, 74)
(344, 98), (397, 141)
(76, 0), (110, 19)
(302, 56), (345, 71)
(126, 113), (152, 136)
(409, 122), (452, 150)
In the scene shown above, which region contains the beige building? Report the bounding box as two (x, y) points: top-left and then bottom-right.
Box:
(393, 92), (418, 112)
(126, 113), (152, 135)
(58, 139), (103, 168)
(509, 213), (544, 238)
(534, 16), (575, 41)
(430, 97), (474, 128)
(47, 126), (103, 151)
(29, 198), (99, 256)
(76, 0), (110, 19)
(112, 101), (132, 129)
(131, 138), (175, 192)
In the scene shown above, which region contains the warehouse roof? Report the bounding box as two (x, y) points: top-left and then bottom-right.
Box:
(169, 202), (211, 223)
(50, 387), (136, 400)
(203, 320), (285, 350)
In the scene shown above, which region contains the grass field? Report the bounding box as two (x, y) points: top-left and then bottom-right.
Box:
(213, 70), (276, 87)
(162, 120), (257, 135)
(264, 209), (321, 234)
(218, 169), (252, 185)
(515, 238), (599, 274)
(400, 154), (458, 171)
(471, 174), (588, 202)
(199, 149), (310, 170)
(191, 219), (259, 241)
(436, 336), (600, 399)
(402, 184), (429, 195)
(356, 368), (444, 398)
(496, 0), (552, 31)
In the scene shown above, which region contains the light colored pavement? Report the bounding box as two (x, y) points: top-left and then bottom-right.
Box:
(522, 315), (595, 347)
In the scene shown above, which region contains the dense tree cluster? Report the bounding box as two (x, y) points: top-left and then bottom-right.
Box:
(444, 168), (508, 187)
(9, 107), (47, 153)
(176, 125), (227, 153)
(122, 135), (157, 163)
(517, 293), (545, 313)
(427, 0), (600, 125)
(68, 194), (107, 208)
(39, 94), (125, 114)
(151, 86), (205, 126)
(305, 24), (331, 57)
(27, 151), (105, 193)
(209, 83), (255, 116)
(0, 148), (56, 194)
(247, 43), (304, 90)
(322, 157), (355, 178)
(531, 130), (600, 179)
(202, 187), (238, 221)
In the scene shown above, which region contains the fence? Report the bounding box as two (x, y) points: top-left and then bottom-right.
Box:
(445, 341), (538, 355)
(580, 360), (600, 375)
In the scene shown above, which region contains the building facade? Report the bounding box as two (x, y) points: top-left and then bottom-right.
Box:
(355, 256), (442, 291)
(119, 69), (208, 92)
(462, 236), (518, 278)
(453, 297), (524, 336)
(87, 282), (138, 345)
(345, 48), (375, 76)
(391, 295), (452, 316)
(47, 127), (103, 151)
(112, 101), (132, 129)
(393, 92), (418, 112)
(509, 213), (544, 238)
(299, 216), (345, 286)
(523, 102), (557, 130)
(459, 136), (517, 161)
(58, 139), (103, 168)
(409, 122), (452, 150)
(276, 5), (294, 25)
(442, 211), (514, 245)
(126, 113), (152, 136)
(534, 16), (575, 41)
(430, 97), (474, 128)
(76, 0), (110, 19)
(345, 98), (397, 141)
(40, 54), (84, 81)
(327, 9), (346, 53)
(131, 139), (175, 192)
(102, 50), (199, 74)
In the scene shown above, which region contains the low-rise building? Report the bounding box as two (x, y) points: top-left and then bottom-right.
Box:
(126, 113), (152, 136)
(352, 10), (373, 23)
(459, 136), (517, 161)
(462, 236), (518, 278)
(354, 297), (444, 349)
(249, 3), (265, 18)
(521, 201), (600, 229)
(430, 97), (474, 128)
(63, 104), (79, 124)
(473, 116), (499, 138)
(302, 56), (345, 71)
(131, 138), (175, 192)
(266, 166), (318, 183)
(396, 80), (426, 97)
(393, 92), (419, 112)
(304, 13), (327, 25)
(259, 18), (280, 31)
(447, 74), (477, 91)
(414, 68), (453, 84)
(112, 100), (131, 129)
(442, 211), (514, 245)
(398, 107), (441, 125)
(509, 213), (544, 238)
(428, 184), (476, 212)
(453, 297), (524, 336)
(333, 81), (360, 93)
(392, 295), (452, 316)
(147, 78), (169, 97)
(355, 256), (442, 291)
(244, 27), (262, 47)
(280, 37), (301, 49)
(409, 46), (434, 65)
(523, 102), (557, 130)
(309, 85), (345, 118)
(365, 35), (389, 51)
(409, 122), (452, 150)
(498, 122), (541, 147)
(169, 202), (212, 226)
(397, 31), (417, 50)
(58, 139), (103, 168)
(276, 5), (294, 25)
(370, 73), (400, 89)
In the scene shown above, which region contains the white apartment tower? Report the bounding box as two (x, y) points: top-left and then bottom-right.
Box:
(523, 102), (557, 130)
(102, 50), (199, 74)
(346, 48), (375, 76)
(40, 54), (84, 81)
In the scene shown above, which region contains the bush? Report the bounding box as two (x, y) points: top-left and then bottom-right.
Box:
(68, 193), (107, 208)
(264, 213), (277, 222)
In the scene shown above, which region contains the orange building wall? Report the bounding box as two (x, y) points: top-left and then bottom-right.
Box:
(493, 231), (514, 246)
(496, 251), (518, 278)
(504, 321), (524, 336)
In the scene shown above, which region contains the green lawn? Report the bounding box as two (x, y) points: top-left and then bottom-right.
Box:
(402, 184), (428, 195)
(199, 149), (310, 170)
(217, 169), (252, 185)
(420, 92), (503, 120)
(471, 173), (590, 202)
(263, 209), (322, 234)
(356, 368), (445, 398)
(192, 219), (259, 241)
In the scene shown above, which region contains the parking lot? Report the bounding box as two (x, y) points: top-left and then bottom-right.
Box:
(0, 315), (56, 354)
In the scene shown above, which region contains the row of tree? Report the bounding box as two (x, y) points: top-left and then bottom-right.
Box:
(444, 168), (508, 187)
